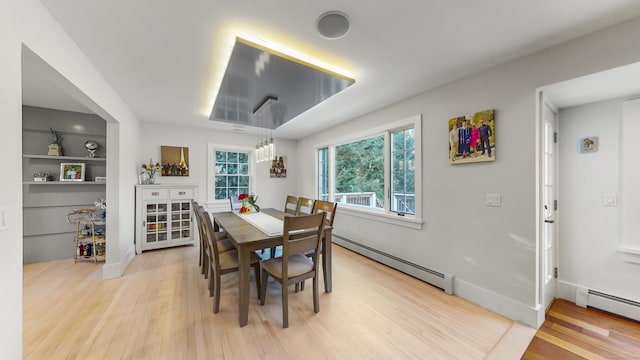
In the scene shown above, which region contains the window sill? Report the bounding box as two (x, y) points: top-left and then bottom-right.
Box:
(336, 206), (423, 230)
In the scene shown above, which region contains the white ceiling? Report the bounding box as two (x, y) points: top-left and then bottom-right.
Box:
(22, 0), (640, 139)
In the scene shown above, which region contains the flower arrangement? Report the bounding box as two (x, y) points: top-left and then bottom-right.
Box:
(95, 198), (106, 220)
(238, 193), (260, 213)
(141, 159), (161, 184)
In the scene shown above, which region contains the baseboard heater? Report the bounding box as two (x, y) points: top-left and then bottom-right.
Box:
(576, 286), (640, 322)
(333, 234), (454, 294)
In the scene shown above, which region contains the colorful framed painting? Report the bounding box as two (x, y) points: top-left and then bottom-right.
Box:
(448, 109), (495, 164)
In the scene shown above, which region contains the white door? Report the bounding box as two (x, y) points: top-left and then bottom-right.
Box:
(542, 96), (558, 310)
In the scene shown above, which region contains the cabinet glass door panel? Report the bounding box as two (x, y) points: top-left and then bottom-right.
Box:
(147, 204), (157, 213)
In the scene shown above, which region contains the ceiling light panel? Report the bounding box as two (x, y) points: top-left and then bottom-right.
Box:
(209, 37), (355, 129)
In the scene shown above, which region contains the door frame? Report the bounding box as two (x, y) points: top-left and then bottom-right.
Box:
(537, 90), (559, 317)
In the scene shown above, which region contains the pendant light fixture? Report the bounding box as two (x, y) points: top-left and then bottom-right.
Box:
(253, 95), (278, 163)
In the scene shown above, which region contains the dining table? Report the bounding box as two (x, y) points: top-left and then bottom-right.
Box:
(213, 208), (333, 327)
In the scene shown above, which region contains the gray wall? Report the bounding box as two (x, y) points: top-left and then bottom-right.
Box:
(558, 98), (640, 303)
(22, 106), (106, 263)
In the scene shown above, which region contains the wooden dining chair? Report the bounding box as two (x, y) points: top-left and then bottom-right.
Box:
(296, 197), (315, 215)
(298, 200), (338, 291)
(264, 195), (299, 259)
(192, 200), (207, 273)
(202, 209), (262, 313)
(284, 195), (298, 215)
(259, 212), (326, 328)
(193, 205), (235, 279)
(229, 196), (243, 212)
(313, 200), (338, 227)
(195, 206), (234, 257)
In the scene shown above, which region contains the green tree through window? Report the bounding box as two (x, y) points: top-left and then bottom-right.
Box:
(214, 150), (249, 200)
(335, 135), (385, 208)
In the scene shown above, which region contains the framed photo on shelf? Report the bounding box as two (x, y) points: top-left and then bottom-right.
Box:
(60, 163), (86, 182)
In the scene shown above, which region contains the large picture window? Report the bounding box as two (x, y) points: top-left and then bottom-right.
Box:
(317, 114), (421, 223)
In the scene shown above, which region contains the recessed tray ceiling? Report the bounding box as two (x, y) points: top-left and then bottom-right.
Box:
(210, 38), (354, 129)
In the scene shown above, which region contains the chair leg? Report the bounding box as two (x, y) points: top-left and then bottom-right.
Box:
(282, 281), (289, 328)
(313, 275), (319, 313)
(270, 247), (277, 258)
(252, 263), (262, 300)
(260, 269), (268, 305)
(201, 251), (207, 276)
(208, 264), (214, 298)
(213, 273), (221, 313)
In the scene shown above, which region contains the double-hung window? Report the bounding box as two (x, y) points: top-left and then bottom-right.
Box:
(317, 114), (422, 228)
(208, 144), (255, 206)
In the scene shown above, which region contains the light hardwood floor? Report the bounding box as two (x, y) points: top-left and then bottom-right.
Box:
(24, 245), (535, 359)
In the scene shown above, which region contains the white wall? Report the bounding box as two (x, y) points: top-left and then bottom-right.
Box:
(557, 99), (640, 302)
(139, 121), (298, 210)
(1, 1), (141, 357)
(296, 16), (640, 328)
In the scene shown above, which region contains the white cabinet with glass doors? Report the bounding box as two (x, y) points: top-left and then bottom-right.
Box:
(135, 184), (196, 254)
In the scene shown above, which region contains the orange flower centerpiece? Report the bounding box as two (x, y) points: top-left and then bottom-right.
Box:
(238, 193), (260, 213)
(141, 160), (161, 184)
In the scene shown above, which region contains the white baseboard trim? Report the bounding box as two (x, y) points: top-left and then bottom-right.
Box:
(102, 244), (135, 280)
(557, 280), (640, 322)
(454, 277), (543, 329)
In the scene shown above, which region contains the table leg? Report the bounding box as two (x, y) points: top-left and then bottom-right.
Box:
(322, 229), (332, 293)
(237, 246), (250, 327)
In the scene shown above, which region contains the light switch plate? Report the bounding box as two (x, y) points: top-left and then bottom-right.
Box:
(0, 207), (8, 231)
(603, 193), (617, 206)
(485, 193), (501, 207)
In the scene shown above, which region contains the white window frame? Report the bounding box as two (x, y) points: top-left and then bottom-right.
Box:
(206, 143), (256, 211)
(315, 114), (423, 229)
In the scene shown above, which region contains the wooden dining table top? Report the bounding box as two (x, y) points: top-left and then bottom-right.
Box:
(213, 208), (288, 247)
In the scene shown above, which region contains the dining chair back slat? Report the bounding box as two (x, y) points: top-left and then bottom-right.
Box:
(284, 195), (298, 215)
(296, 197), (315, 215)
(229, 196), (243, 211)
(312, 200), (338, 227)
